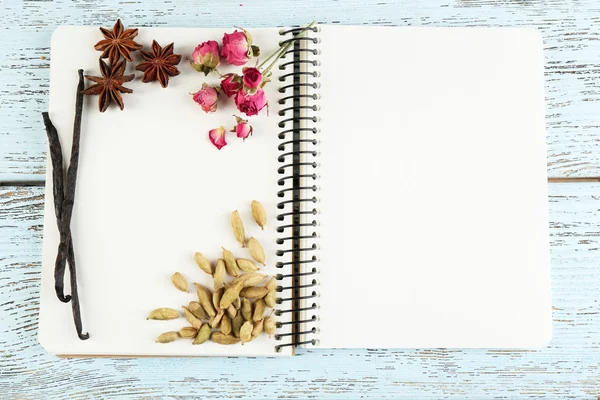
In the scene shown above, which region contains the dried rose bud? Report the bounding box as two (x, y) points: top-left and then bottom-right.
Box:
(220, 73), (242, 98)
(221, 29), (259, 66)
(231, 115), (253, 140)
(209, 126), (227, 150)
(192, 83), (219, 113)
(190, 40), (220, 75)
(235, 88), (267, 117)
(242, 67), (262, 89)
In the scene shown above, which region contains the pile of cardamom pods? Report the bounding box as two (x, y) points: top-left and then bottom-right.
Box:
(147, 200), (277, 345)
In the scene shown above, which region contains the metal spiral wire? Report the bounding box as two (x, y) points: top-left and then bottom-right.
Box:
(274, 25), (320, 352)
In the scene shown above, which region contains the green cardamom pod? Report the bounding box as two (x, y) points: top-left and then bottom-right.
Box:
(156, 331), (178, 343)
(193, 324), (211, 345)
(147, 308), (179, 320)
(212, 332), (240, 345)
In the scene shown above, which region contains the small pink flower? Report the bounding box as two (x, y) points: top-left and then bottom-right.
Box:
(220, 73), (243, 98)
(190, 40), (220, 75)
(221, 29), (259, 66)
(234, 88), (267, 117)
(242, 67), (262, 89)
(192, 83), (219, 113)
(231, 115), (253, 140)
(209, 126), (227, 150)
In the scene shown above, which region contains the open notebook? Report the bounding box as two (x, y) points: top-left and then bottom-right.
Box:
(39, 24), (551, 357)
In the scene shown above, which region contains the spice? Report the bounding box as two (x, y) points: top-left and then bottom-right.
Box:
(194, 252), (213, 276)
(213, 259), (226, 289)
(232, 272), (267, 288)
(147, 308), (179, 320)
(210, 308), (225, 328)
(136, 40), (182, 88)
(156, 331), (178, 343)
(182, 306), (203, 330)
(251, 318), (264, 339)
(264, 315), (276, 338)
(180, 326), (198, 339)
(251, 200), (267, 230)
(221, 314), (232, 335)
(193, 324), (212, 344)
(237, 258), (259, 273)
(171, 272), (188, 292)
(232, 313), (244, 338)
(187, 301), (208, 320)
(241, 298), (252, 321)
(221, 247), (240, 277)
(231, 210), (246, 247)
(253, 298), (266, 322)
(220, 280), (244, 309)
(240, 286), (268, 300)
(212, 332), (240, 345)
(240, 321), (253, 344)
(265, 276), (277, 308)
(94, 19), (142, 64)
(194, 283), (216, 317)
(247, 237), (266, 266)
(42, 69), (89, 340)
(82, 59), (134, 112)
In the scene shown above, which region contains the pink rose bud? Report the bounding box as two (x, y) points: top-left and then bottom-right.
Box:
(192, 83), (219, 113)
(220, 73), (243, 98)
(242, 67), (262, 89)
(221, 29), (260, 66)
(231, 115), (253, 140)
(209, 126), (227, 150)
(190, 40), (220, 75)
(234, 88), (268, 117)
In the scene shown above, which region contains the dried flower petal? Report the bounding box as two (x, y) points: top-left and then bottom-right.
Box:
(208, 126), (227, 150)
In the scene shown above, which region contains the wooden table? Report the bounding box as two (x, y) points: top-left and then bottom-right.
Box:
(1, 0), (599, 398)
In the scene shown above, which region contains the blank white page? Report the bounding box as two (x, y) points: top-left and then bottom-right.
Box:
(315, 26), (551, 348)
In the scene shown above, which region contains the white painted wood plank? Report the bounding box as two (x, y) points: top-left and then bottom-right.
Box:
(1, 0), (600, 180)
(1, 183), (598, 398)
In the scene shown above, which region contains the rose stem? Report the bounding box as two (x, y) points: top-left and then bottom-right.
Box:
(261, 21), (317, 75)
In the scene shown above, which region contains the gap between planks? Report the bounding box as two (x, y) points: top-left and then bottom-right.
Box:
(1, 178), (599, 187)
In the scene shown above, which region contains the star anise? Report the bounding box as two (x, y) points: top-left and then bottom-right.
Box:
(94, 19), (143, 65)
(136, 40), (182, 88)
(81, 59), (134, 112)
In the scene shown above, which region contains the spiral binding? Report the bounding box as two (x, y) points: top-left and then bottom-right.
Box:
(274, 24), (320, 352)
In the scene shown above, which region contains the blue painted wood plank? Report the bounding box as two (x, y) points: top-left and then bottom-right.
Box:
(1, 0), (600, 180)
(1, 183), (598, 398)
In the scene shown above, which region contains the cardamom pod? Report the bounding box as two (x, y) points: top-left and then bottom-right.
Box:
(171, 272), (189, 292)
(222, 246), (240, 277)
(240, 286), (269, 300)
(241, 298), (253, 321)
(179, 326), (198, 339)
(232, 313), (244, 338)
(264, 315), (276, 338)
(194, 283), (216, 317)
(253, 298), (266, 322)
(251, 318), (264, 339)
(212, 332), (240, 345)
(213, 287), (224, 311)
(231, 210), (246, 247)
(237, 258), (259, 273)
(251, 200), (267, 230)
(147, 308), (179, 320)
(234, 296), (241, 309)
(247, 237), (266, 266)
(213, 259), (226, 290)
(210, 308), (225, 328)
(219, 280), (244, 309)
(227, 304), (237, 319)
(221, 314), (232, 335)
(188, 301), (208, 320)
(232, 272), (267, 288)
(156, 331), (178, 343)
(193, 323), (211, 345)
(265, 276), (277, 308)
(193, 252), (213, 276)
(182, 306), (203, 330)
(240, 320), (253, 344)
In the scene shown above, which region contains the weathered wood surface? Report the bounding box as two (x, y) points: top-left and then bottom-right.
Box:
(1, 183), (598, 399)
(1, 0), (600, 181)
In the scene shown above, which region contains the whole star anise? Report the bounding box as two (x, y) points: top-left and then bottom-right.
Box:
(136, 40), (182, 88)
(81, 59), (134, 112)
(94, 19), (143, 65)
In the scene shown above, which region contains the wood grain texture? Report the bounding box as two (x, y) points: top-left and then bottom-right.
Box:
(1, 0), (600, 181)
(1, 183), (598, 399)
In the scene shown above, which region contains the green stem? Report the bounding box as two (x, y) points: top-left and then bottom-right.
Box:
(260, 21), (317, 75)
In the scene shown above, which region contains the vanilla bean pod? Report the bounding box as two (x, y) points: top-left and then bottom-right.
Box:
(42, 69), (89, 340)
